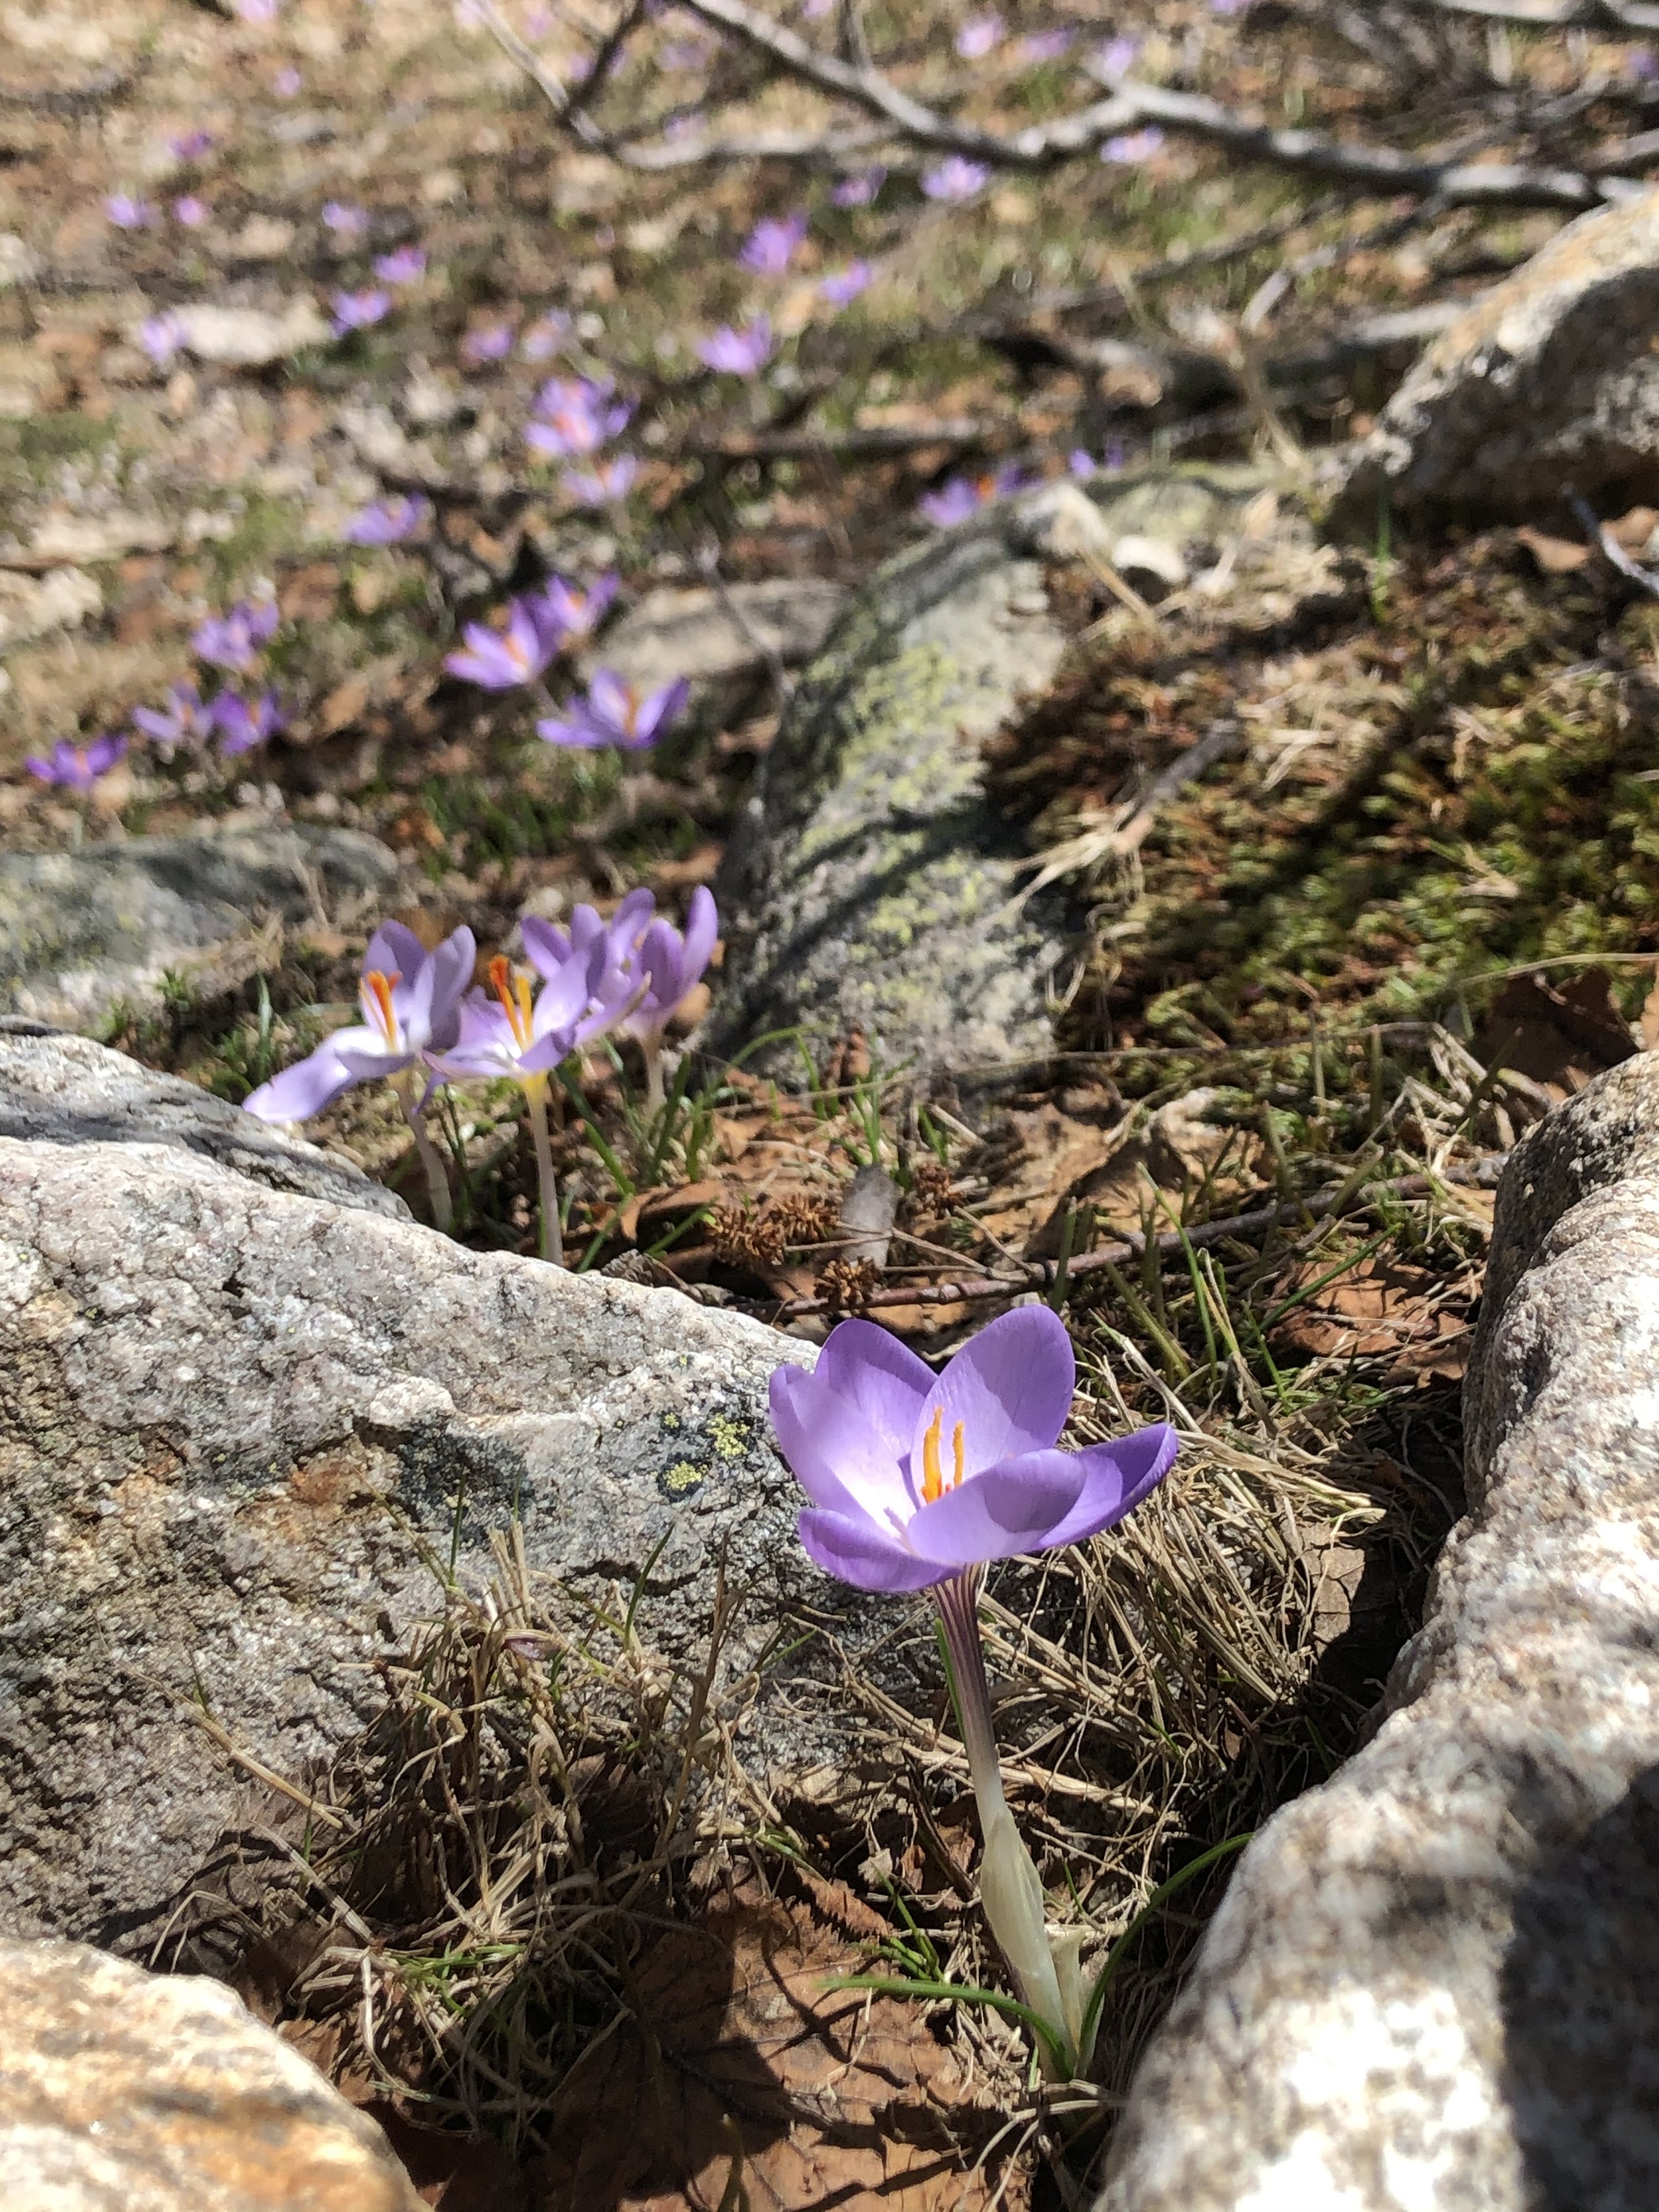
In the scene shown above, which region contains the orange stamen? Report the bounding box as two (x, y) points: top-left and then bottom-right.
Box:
(362, 968), (400, 1045)
(488, 954), (536, 1050)
(921, 1407), (944, 1503)
(952, 1420), (965, 1490)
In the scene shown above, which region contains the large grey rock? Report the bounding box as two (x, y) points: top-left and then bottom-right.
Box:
(0, 823), (398, 1031)
(708, 474), (1265, 1080)
(0, 1134), (820, 1945)
(0, 1939), (421, 2212)
(1332, 188), (1659, 524)
(1100, 1052), (1659, 2211)
(0, 1026), (408, 1218)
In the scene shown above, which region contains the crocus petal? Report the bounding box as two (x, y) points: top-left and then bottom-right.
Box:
(680, 884), (718, 985)
(770, 1358), (916, 1526)
(1037, 1426), (1178, 1549)
(520, 915), (572, 976)
(903, 1451), (1091, 1567)
(365, 920), (427, 984)
(243, 1047), (358, 1121)
(425, 925), (478, 1048)
(798, 1507), (950, 1593)
(911, 1305), (1074, 1480)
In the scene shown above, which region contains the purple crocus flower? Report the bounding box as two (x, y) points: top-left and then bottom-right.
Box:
(105, 195), (155, 229)
(168, 130), (215, 161)
(25, 735), (127, 790)
(331, 288), (390, 336)
(832, 166), (885, 207)
(444, 592), (565, 688)
(434, 938), (624, 1085)
(521, 311), (572, 360)
(193, 598), (279, 669)
(132, 682), (215, 749)
(773, 1308), (1176, 1595)
(193, 597), (279, 671)
(740, 211), (808, 274)
(1102, 126), (1165, 165)
(956, 13), (1004, 60)
(344, 494), (431, 545)
(917, 463), (1031, 527)
(526, 376), (632, 458)
(613, 884), (718, 1054)
(536, 670), (688, 752)
(173, 195), (209, 228)
(273, 65), (303, 96)
(244, 921), (476, 1124)
(373, 244), (426, 285)
(1018, 28), (1074, 62)
(1095, 34), (1139, 81)
(772, 1306), (1175, 2078)
(536, 571), (618, 640)
(211, 688), (288, 754)
(820, 260), (872, 308)
(461, 321), (516, 366)
(922, 158), (989, 203)
(322, 200), (369, 238)
(235, 0), (279, 21)
(139, 311), (189, 367)
(561, 455), (639, 507)
(696, 317), (774, 377)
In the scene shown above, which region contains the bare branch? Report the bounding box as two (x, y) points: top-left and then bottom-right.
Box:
(1408, 0), (1659, 29)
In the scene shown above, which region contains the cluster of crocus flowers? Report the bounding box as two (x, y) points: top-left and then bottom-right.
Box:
(123, 599), (287, 766)
(243, 889), (718, 1260)
(770, 1309), (1178, 2078)
(523, 374), (639, 510)
(25, 735), (127, 792)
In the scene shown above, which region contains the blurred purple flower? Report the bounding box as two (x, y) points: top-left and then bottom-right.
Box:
(1629, 45), (1658, 78)
(244, 921), (476, 1123)
(1102, 126), (1165, 164)
(105, 195), (155, 229)
(956, 13), (1004, 60)
(235, 0), (279, 20)
(772, 1307), (1177, 1594)
(139, 311), (189, 366)
(212, 689), (288, 754)
(273, 66), (303, 96)
(525, 376), (632, 458)
(801, 0), (832, 17)
(696, 316), (774, 375)
(917, 463), (1031, 526)
(168, 130), (215, 161)
(173, 195), (209, 228)
(373, 244), (426, 285)
(536, 571), (618, 640)
(521, 310), (572, 361)
(831, 166), (885, 206)
(322, 200), (369, 238)
(561, 455), (640, 506)
(444, 593), (565, 688)
(1211, 0), (1249, 13)
(922, 157), (989, 203)
(132, 682), (215, 749)
(331, 288), (391, 335)
(1018, 28), (1074, 62)
(611, 884), (718, 1054)
(25, 735), (127, 790)
(536, 670), (688, 752)
(461, 321), (516, 366)
(344, 494), (431, 545)
(1095, 34), (1139, 81)
(740, 211), (808, 274)
(193, 597), (279, 670)
(820, 260), (872, 307)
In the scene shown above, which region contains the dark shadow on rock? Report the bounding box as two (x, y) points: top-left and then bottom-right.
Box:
(1498, 1760), (1659, 2210)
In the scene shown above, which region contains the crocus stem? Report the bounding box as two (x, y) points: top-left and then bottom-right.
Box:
(526, 1078), (564, 1268)
(643, 1039), (665, 1114)
(934, 1569), (1072, 2078)
(396, 1074), (453, 1232)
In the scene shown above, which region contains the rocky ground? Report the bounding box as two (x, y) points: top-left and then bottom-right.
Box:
(5, 2), (1659, 2207)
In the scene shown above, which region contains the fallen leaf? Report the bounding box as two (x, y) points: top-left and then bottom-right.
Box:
(537, 1877), (1022, 2212)
(1473, 968), (1637, 1100)
(1515, 525), (1589, 575)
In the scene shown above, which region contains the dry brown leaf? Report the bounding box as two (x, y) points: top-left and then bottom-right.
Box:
(1515, 525), (1590, 575)
(1474, 968), (1637, 1100)
(538, 1880), (1022, 2212)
